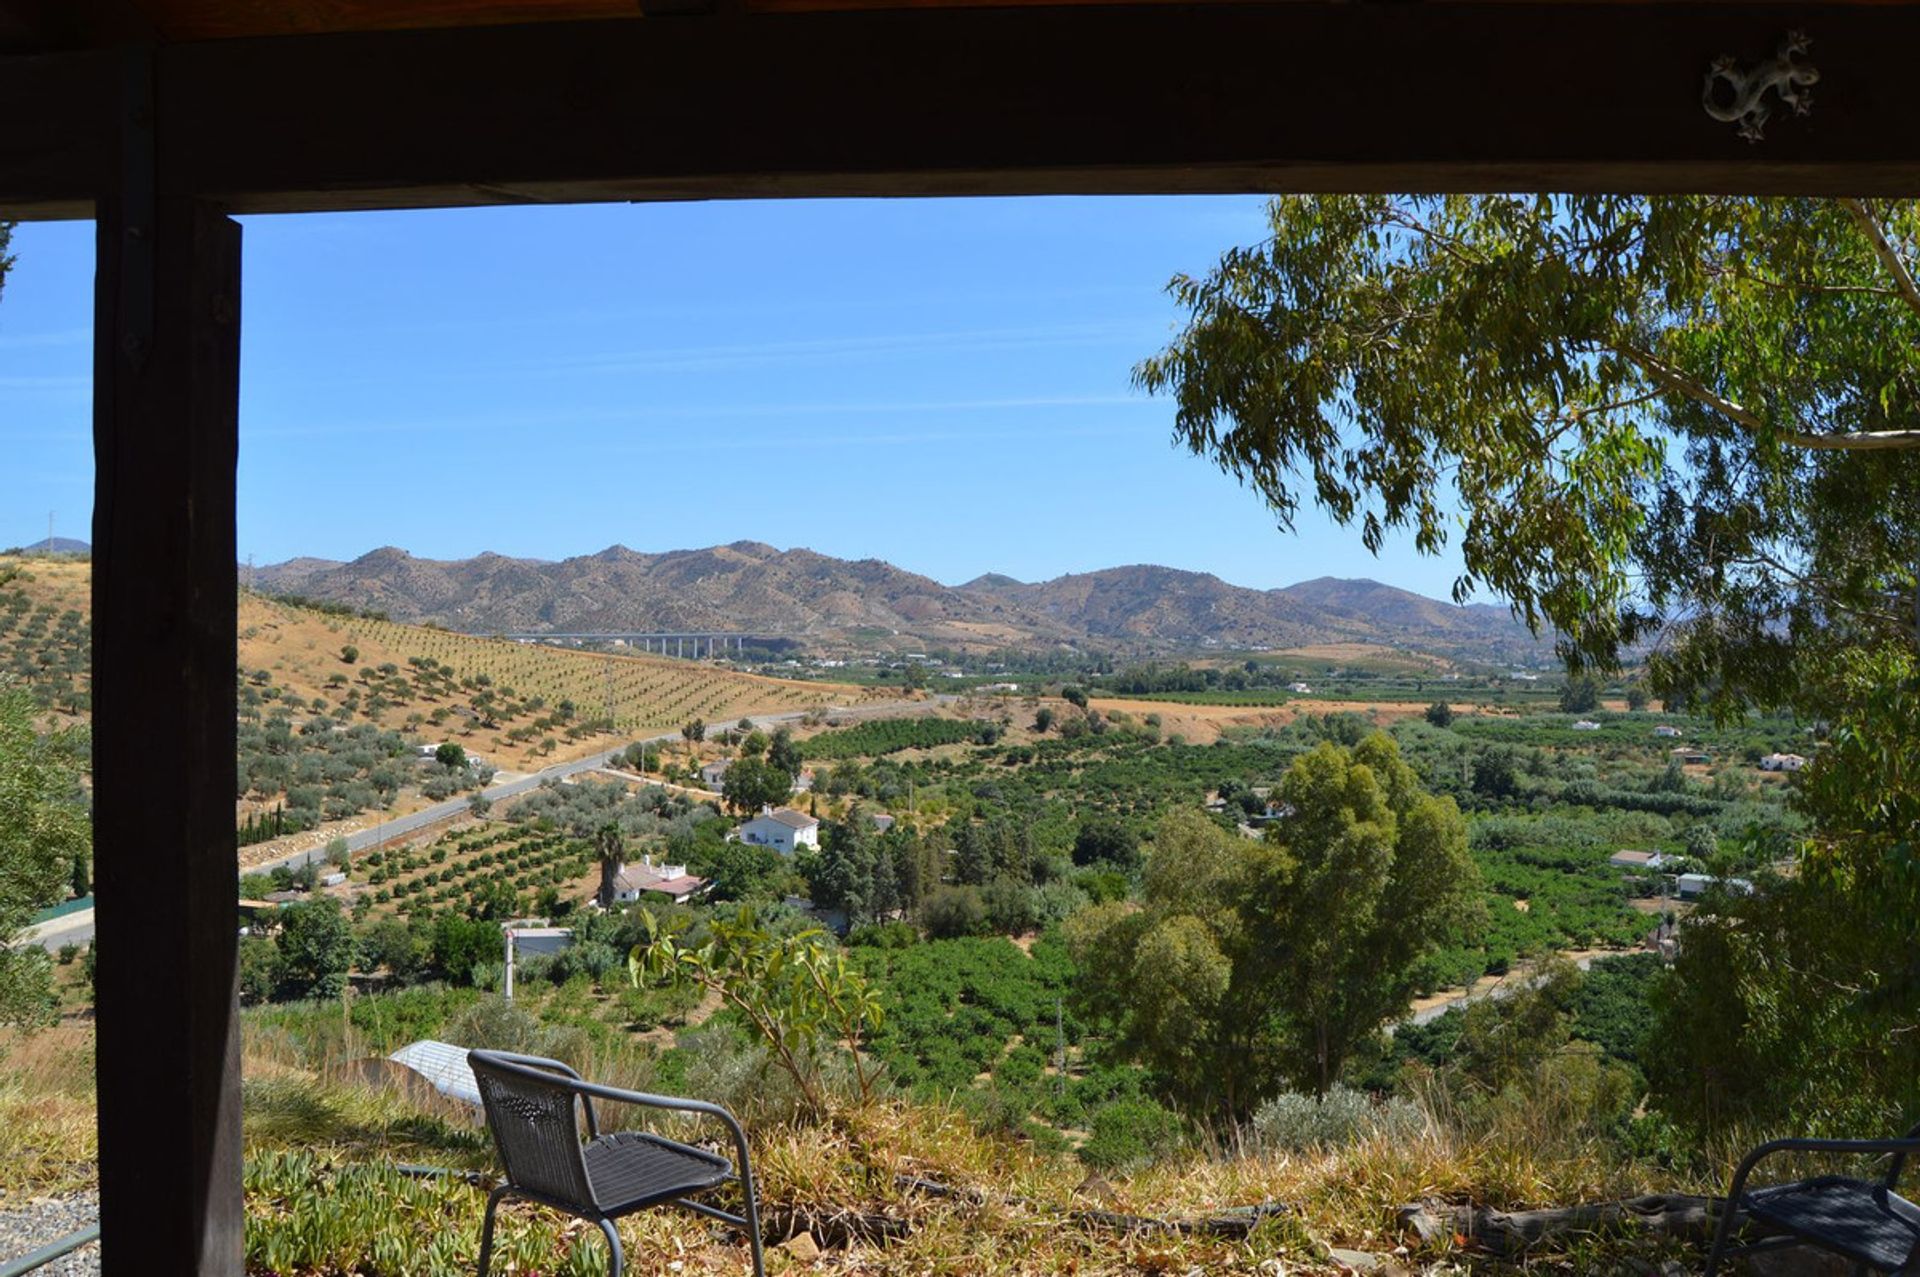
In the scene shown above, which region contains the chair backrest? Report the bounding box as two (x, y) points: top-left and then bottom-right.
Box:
(469, 1049), (596, 1207)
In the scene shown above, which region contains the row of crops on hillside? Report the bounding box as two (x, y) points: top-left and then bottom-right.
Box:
(0, 582), (91, 714)
(358, 826), (594, 915)
(800, 716), (997, 759)
(306, 606), (843, 731)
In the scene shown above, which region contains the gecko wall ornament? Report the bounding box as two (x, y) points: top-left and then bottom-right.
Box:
(1703, 31), (1818, 142)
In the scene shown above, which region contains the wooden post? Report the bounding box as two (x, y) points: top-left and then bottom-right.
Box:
(91, 48), (244, 1277)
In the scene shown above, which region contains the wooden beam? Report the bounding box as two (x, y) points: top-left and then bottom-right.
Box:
(0, 0), (154, 54)
(91, 49), (244, 1277)
(14, 4), (1920, 217)
(174, 5), (1920, 207)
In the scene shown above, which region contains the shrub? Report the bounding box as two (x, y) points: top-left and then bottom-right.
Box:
(1249, 1084), (1425, 1151)
(1077, 1098), (1186, 1171)
(922, 885), (987, 939)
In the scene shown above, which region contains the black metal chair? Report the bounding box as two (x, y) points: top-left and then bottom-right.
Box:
(468, 1048), (766, 1277)
(1705, 1121), (1920, 1275)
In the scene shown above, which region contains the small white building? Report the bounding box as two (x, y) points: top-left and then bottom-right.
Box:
(1609, 850), (1675, 871)
(1760, 752), (1808, 772)
(699, 758), (731, 791)
(1571, 720), (1602, 731)
(792, 768), (815, 794)
(1287, 682), (1313, 694)
(610, 856), (708, 905)
(1677, 873), (1755, 900)
(1653, 725), (1684, 738)
(741, 806), (820, 853)
(869, 812), (895, 833)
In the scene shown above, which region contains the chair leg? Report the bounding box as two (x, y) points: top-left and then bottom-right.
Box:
(476, 1186), (510, 1277)
(737, 1156), (766, 1277)
(598, 1217), (624, 1277)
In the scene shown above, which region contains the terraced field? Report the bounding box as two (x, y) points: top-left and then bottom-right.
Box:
(0, 555), (887, 775)
(351, 825), (594, 918)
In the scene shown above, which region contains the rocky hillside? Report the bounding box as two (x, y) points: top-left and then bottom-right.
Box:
(255, 542), (1547, 661)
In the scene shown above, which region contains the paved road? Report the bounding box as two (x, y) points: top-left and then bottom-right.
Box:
(26, 697), (934, 950)
(1398, 954), (1598, 1029)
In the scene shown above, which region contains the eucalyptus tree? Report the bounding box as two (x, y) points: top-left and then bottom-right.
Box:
(1137, 196), (1920, 716)
(1139, 196), (1920, 1131)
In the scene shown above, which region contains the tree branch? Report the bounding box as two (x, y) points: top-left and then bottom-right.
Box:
(1842, 197), (1920, 322)
(1614, 341), (1920, 451)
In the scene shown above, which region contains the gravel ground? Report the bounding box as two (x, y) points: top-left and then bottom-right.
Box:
(0, 1191), (99, 1275)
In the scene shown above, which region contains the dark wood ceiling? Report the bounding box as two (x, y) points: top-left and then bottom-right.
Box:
(0, 0), (1266, 49)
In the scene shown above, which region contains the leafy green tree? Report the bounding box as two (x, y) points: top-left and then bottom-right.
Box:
(1071, 736), (1479, 1115)
(357, 916), (424, 981)
(0, 685), (89, 1028)
(812, 820), (877, 923)
(276, 897), (358, 999)
(434, 741), (467, 770)
(632, 906), (884, 1118)
(921, 885), (986, 939)
(767, 726), (802, 778)
(1072, 818), (1142, 871)
(1136, 196), (1920, 716)
(1062, 686), (1089, 709)
(1625, 685), (1650, 712)
(681, 718), (706, 747)
(1558, 675), (1602, 714)
(702, 840), (788, 903)
(237, 936), (281, 1004)
(740, 729), (769, 759)
(1423, 701), (1455, 729)
(1649, 649), (1920, 1135)
(1033, 706), (1055, 734)
(431, 912), (500, 985)
(1681, 823), (1720, 863)
(69, 851), (89, 900)
(722, 757), (793, 817)
(339, 644), (358, 665)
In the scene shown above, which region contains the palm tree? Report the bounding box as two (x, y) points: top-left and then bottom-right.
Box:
(595, 821), (625, 909)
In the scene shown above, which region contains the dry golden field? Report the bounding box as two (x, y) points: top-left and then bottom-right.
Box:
(3, 554), (886, 773)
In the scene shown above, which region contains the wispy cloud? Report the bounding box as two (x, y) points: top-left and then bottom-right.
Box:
(0, 326), (91, 350)
(245, 392), (1154, 440)
(602, 421), (1147, 454)
(527, 322), (1140, 377)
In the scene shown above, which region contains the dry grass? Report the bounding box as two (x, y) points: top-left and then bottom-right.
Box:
(0, 1022), (99, 1195)
(0, 1018), (1708, 1275)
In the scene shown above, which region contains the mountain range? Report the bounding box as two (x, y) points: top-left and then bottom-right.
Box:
(251, 542), (1549, 662)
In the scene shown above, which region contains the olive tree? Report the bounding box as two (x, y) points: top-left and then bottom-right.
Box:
(0, 684), (89, 1027)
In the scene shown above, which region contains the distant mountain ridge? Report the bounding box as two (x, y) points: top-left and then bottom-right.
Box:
(252, 542), (1548, 661)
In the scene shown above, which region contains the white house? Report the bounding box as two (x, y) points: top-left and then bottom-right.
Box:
(610, 856), (708, 905)
(1608, 850), (1675, 871)
(1571, 720), (1602, 731)
(699, 758), (731, 791)
(1653, 725), (1684, 738)
(1287, 682), (1313, 694)
(793, 768), (816, 793)
(741, 806), (820, 853)
(1677, 873), (1755, 900)
(1760, 752), (1808, 772)
(869, 812), (895, 833)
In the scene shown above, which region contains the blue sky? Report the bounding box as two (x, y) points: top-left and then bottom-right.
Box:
(0, 197), (1471, 597)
